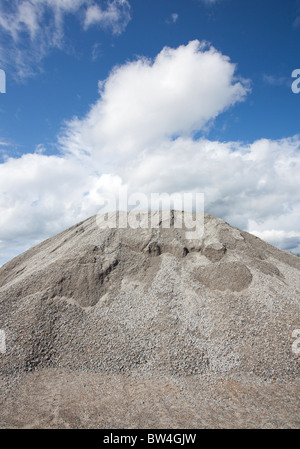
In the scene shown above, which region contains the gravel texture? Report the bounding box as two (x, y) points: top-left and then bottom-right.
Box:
(0, 211), (299, 428)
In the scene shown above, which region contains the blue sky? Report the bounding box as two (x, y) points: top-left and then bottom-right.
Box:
(0, 0), (300, 265)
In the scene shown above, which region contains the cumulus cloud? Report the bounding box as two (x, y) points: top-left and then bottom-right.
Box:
(60, 40), (249, 159)
(0, 0), (131, 79)
(122, 137), (300, 245)
(0, 152), (123, 265)
(1, 40), (300, 265)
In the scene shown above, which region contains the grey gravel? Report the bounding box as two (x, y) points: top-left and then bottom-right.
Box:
(0, 211), (299, 428)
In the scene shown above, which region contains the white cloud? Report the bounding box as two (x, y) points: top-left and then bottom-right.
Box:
(0, 0), (131, 79)
(122, 136), (300, 253)
(0, 151), (124, 265)
(1, 40), (300, 265)
(0, 152), (94, 243)
(84, 0), (131, 34)
(60, 40), (249, 160)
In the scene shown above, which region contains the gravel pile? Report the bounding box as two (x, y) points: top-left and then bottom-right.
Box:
(0, 211), (299, 428)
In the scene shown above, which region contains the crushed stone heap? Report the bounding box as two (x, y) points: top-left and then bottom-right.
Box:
(0, 211), (299, 428)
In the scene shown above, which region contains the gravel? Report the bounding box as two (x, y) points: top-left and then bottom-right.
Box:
(0, 211), (299, 428)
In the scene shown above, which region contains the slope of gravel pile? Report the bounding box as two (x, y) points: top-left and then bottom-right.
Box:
(0, 211), (299, 428)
